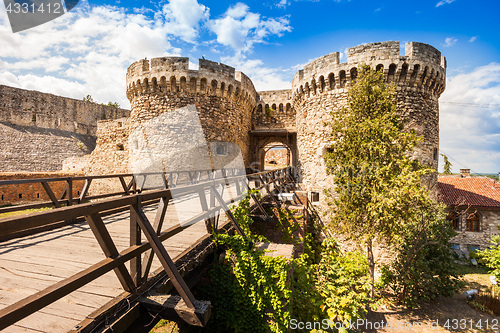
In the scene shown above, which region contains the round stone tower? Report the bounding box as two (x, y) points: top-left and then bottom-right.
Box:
(125, 57), (258, 170)
(291, 41), (446, 196)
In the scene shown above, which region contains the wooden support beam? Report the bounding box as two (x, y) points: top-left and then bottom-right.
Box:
(139, 294), (211, 327)
(131, 204), (197, 310)
(130, 205), (142, 286)
(209, 185), (246, 238)
(142, 195), (170, 279)
(119, 176), (130, 195)
(85, 213), (136, 292)
(79, 179), (92, 203)
(41, 181), (61, 208)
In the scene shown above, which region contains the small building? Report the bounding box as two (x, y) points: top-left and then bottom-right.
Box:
(438, 169), (500, 251)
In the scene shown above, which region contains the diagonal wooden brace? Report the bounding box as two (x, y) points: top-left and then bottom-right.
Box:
(209, 185), (246, 238)
(85, 213), (136, 292)
(130, 203), (197, 309)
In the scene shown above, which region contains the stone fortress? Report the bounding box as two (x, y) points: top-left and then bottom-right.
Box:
(0, 84), (129, 172)
(81, 40), (446, 204)
(0, 41), (446, 205)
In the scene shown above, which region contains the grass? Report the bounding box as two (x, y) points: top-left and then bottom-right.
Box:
(0, 206), (52, 219)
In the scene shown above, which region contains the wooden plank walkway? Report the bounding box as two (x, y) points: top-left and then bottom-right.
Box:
(0, 188), (232, 333)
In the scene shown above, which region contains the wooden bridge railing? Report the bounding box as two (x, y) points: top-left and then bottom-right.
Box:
(0, 167), (296, 330)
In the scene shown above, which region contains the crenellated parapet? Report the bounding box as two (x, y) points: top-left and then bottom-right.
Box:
(292, 41), (446, 100)
(126, 57), (258, 110)
(291, 41), (445, 198)
(253, 89), (295, 131)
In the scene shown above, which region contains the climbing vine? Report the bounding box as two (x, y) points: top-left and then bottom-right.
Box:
(196, 191), (372, 333)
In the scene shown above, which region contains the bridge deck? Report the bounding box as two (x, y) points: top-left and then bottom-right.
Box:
(0, 194), (216, 333)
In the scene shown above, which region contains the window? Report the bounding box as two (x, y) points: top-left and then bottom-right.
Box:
(215, 143), (228, 156)
(446, 211), (460, 230)
(466, 212), (481, 232)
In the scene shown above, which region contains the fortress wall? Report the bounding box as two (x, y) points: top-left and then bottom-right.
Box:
(0, 122), (96, 172)
(0, 85), (129, 136)
(0, 172), (84, 205)
(292, 41), (446, 198)
(254, 89), (296, 131)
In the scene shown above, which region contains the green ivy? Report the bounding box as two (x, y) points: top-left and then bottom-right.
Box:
(197, 191), (372, 333)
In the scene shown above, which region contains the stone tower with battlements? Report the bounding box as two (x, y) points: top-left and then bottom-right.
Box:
(291, 41), (446, 196)
(83, 41), (446, 202)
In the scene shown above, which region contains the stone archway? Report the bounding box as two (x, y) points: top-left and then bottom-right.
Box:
(249, 130), (297, 173)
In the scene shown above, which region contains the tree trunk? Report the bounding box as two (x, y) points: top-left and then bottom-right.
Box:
(367, 239), (375, 298)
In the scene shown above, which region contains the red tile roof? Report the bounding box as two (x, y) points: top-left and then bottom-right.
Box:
(438, 176), (500, 208)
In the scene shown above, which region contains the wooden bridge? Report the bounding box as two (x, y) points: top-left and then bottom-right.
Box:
(0, 167), (298, 332)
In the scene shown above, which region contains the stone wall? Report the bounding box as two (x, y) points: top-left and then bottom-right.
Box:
(254, 90), (296, 131)
(0, 172), (84, 205)
(0, 84), (129, 135)
(0, 122), (96, 172)
(448, 208), (500, 250)
(292, 41), (446, 202)
(265, 148), (290, 166)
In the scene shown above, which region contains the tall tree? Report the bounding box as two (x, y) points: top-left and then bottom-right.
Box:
(441, 153), (453, 174)
(324, 66), (435, 295)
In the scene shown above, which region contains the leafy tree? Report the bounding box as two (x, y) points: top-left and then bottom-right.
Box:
(380, 206), (461, 307)
(106, 101), (120, 108)
(479, 233), (500, 279)
(324, 66), (435, 296)
(441, 153), (453, 174)
(82, 94), (95, 103)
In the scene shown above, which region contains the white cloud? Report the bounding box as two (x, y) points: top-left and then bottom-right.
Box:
(220, 53), (291, 91)
(0, 0), (292, 109)
(443, 37), (458, 47)
(469, 36), (477, 43)
(439, 63), (500, 173)
(436, 0), (456, 7)
(209, 3), (291, 54)
(0, 2), (189, 107)
(161, 0), (209, 42)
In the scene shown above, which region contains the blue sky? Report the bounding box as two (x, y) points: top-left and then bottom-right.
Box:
(0, 0), (499, 173)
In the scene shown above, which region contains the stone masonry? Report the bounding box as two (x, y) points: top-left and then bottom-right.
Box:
(0, 84), (129, 172)
(9, 42), (446, 206)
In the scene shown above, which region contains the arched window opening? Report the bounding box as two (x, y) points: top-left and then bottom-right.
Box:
(190, 77), (197, 92)
(180, 77), (186, 91)
(466, 212), (481, 232)
(328, 73), (335, 90)
(350, 67), (358, 84)
(305, 82), (310, 96)
(311, 79), (317, 94)
(170, 76), (177, 92)
(272, 103), (277, 111)
(220, 82), (225, 96)
(339, 71), (346, 88)
(319, 76), (325, 92)
(211, 80), (218, 95)
(227, 85), (233, 97)
(151, 77), (158, 92)
(388, 64), (397, 82)
(376, 64), (384, 72)
(257, 104), (263, 113)
(446, 211), (460, 231)
(399, 63), (409, 83)
(420, 66), (429, 85)
(409, 64), (420, 85)
(200, 78), (207, 92)
(286, 103), (291, 113)
(160, 76), (167, 92)
(279, 103), (284, 112)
